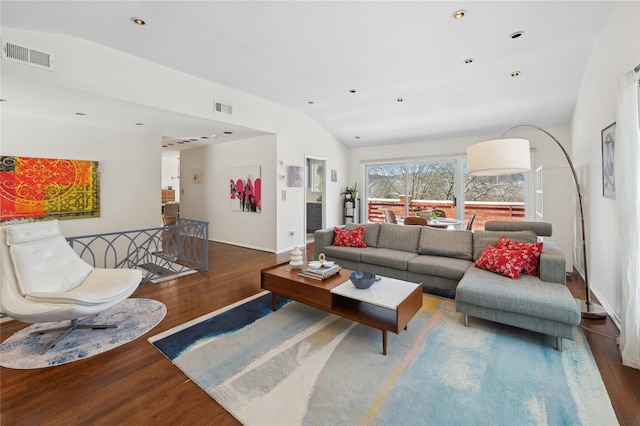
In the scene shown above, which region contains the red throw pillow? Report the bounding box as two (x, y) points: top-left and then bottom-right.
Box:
(475, 245), (527, 279)
(496, 237), (544, 276)
(333, 226), (367, 248)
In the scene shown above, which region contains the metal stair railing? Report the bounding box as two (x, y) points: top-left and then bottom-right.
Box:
(66, 218), (209, 284)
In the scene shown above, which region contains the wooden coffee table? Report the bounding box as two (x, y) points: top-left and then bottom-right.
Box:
(260, 263), (422, 355)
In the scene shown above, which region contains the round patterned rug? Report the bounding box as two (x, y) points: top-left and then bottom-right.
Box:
(0, 298), (166, 369)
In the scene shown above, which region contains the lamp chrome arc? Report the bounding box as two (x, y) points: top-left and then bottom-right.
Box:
(500, 124), (606, 319)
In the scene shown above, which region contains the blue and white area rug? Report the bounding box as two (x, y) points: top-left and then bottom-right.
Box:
(1, 298), (166, 369)
(149, 292), (618, 425)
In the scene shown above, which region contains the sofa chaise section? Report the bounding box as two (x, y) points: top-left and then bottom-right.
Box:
(455, 222), (581, 351)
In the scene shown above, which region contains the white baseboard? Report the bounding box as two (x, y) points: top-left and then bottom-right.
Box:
(574, 267), (621, 330)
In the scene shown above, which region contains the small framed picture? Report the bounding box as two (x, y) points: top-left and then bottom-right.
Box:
(288, 166), (303, 187)
(331, 169), (337, 182)
(601, 122), (615, 199)
(193, 168), (203, 183)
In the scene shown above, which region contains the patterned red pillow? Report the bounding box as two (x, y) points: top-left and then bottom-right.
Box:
(496, 237), (544, 276)
(333, 226), (367, 248)
(475, 245), (527, 279)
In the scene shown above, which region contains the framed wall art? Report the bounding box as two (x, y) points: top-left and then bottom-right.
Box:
(193, 168), (203, 183)
(288, 166), (303, 187)
(0, 155), (100, 222)
(601, 122), (616, 199)
(230, 165), (261, 212)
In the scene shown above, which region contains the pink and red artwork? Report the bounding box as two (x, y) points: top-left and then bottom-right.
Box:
(230, 166), (261, 213)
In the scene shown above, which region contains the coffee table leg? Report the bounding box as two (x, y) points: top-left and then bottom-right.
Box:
(382, 330), (387, 355)
(271, 293), (277, 311)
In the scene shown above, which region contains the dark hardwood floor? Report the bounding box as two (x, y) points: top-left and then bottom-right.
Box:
(2, 242), (639, 425)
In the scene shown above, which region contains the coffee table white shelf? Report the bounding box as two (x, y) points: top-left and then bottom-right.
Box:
(331, 277), (420, 309)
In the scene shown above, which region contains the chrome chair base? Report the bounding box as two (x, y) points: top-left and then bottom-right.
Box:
(30, 316), (117, 354)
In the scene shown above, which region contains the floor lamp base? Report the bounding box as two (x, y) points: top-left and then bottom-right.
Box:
(576, 298), (607, 319)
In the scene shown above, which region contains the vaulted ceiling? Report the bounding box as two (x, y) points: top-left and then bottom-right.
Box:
(1, 1), (615, 151)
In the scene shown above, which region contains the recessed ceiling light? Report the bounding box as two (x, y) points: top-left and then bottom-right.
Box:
(183, 140), (190, 143)
(349, 89), (357, 94)
(0, 99), (7, 102)
(131, 17), (146, 25)
(167, 143), (174, 146)
(224, 131), (233, 135)
(307, 100), (314, 105)
(201, 136), (210, 139)
(190, 138), (198, 141)
(510, 71), (521, 78)
(510, 31), (524, 39)
(396, 97), (404, 102)
(75, 112), (87, 116)
(355, 136), (361, 140)
(162, 145), (168, 148)
(135, 122), (144, 126)
(464, 58), (475, 64)
(177, 141), (184, 144)
(452, 10), (466, 19)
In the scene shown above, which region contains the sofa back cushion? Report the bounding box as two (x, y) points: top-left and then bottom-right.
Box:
(418, 227), (473, 260)
(377, 224), (421, 253)
(472, 230), (538, 261)
(484, 221), (552, 237)
(345, 222), (381, 248)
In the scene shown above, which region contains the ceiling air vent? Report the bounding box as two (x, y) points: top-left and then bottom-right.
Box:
(2, 40), (55, 71)
(214, 101), (233, 115)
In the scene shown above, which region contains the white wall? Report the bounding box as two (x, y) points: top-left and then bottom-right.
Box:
(1, 111), (160, 236)
(180, 135), (277, 252)
(348, 127), (576, 271)
(1, 28), (348, 253)
(571, 0), (640, 323)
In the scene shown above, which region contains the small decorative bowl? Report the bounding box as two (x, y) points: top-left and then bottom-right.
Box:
(349, 270), (376, 289)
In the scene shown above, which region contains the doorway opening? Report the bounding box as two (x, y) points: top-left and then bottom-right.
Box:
(305, 156), (326, 242)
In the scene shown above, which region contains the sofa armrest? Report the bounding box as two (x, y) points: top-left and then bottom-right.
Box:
(314, 227), (337, 260)
(539, 242), (566, 285)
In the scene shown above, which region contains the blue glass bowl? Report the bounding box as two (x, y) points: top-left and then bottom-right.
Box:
(349, 270), (376, 289)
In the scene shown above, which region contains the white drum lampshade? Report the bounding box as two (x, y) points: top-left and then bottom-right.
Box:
(467, 138), (531, 176)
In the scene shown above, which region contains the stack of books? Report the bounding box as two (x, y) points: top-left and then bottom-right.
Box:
(298, 264), (342, 281)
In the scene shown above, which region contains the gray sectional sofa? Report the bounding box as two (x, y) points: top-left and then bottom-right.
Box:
(314, 221), (581, 350)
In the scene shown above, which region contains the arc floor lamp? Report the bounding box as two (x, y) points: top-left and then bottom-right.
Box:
(467, 124), (606, 319)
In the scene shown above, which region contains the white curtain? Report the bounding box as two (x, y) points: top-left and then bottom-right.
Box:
(615, 69), (640, 370)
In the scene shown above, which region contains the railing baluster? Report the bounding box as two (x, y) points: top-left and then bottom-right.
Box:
(66, 219), (209, 284)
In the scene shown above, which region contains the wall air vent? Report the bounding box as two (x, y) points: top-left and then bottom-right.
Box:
(214, 101), (233, 115)
(2, 40), (55, 71)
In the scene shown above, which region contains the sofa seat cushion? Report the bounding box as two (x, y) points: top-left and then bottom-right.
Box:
(360, 248), (418, 271)
(322, 246), (378, 263)
(377, 224), (421, 253)
(418, 227), (472, 260)
(457, 266), (581, 325)
(408, 255), (472, 281)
